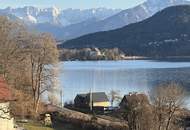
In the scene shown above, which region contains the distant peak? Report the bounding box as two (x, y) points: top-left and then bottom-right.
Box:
(147, 0), (187, 3)
(46, 6), (61, 17)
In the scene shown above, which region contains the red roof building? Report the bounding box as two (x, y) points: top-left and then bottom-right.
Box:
(0, 77), (13, 102)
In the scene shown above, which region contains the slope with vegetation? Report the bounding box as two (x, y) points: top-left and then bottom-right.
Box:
(61, 5), (190, 57)
(0, 16), (59, 117)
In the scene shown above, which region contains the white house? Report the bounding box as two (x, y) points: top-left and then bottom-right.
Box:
(0, 77), (15, 130)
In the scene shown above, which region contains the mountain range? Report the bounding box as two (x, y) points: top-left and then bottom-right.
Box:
(59, 0), (190, 40)
(0, 7), (121, 26)
(0, 7), (121, 40)
(1, 0), (190, 40)
(60, 5), (190, 57)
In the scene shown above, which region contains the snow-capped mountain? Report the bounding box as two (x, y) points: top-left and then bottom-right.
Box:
(57, 0), (190, 40)
(1, 0), (189, 40)
(32, 0), (190, 40)
(0, 6), (121, 26)
(73, 0), (190, 33)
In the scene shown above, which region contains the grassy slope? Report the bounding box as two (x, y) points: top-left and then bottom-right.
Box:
(21, 122), (80, 130)
(22, 123), (53, 130)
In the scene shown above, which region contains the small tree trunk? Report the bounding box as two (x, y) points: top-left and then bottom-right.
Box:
(166, 109), (175, 130)
(111, 99), (114, 107)
(35, 98), (40, 113)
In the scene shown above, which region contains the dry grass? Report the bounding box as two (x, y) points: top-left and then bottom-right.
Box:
(22, 123), (53, 130)
(21, 122), (78, 130)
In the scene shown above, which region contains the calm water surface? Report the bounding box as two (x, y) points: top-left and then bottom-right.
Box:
(58, 60), (190, 106)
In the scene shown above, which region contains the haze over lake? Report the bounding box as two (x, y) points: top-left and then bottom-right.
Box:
(59, 59), (190, 105)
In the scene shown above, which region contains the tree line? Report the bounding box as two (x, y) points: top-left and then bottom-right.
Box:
(59, 48), (125, 61)
(0, 16), (59, 117)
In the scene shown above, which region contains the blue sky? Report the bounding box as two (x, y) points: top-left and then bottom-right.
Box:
(0, 0), (146, 9)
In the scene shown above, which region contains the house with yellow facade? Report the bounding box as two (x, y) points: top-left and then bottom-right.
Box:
(74, 92), (110, 111)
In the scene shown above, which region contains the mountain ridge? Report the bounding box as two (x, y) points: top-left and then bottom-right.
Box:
(1, 0), (190, 40)
(60, 5), (190, 57)
(58, 0), (190, 40)
(0, 6), (121, 26)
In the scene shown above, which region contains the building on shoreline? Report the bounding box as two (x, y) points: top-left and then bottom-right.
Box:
(74, 92), (110, 111)
(120, 92), (149, 109)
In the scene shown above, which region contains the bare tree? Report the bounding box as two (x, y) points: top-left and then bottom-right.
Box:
(0, 16), (59, 116)
(0, 16), (34, 117)
(151, 83), (185, 130)
(10, 89), (35, 118)
(26, 33), (59, 113)
(0, 16), (27, 80)
(122, 93), (153, 130)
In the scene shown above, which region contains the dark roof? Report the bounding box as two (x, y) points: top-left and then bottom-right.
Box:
(77, 92), (109, 102)
(0, 77), (13, 102)
(120, 93), (149, 106)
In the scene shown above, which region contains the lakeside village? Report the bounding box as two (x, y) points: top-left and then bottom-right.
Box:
(1, 14), (190, 130)
(2, 76), (190, 130)
(59, 47), (144, 61)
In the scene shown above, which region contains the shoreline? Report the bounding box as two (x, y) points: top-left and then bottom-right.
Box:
(60, 56), (190, 62)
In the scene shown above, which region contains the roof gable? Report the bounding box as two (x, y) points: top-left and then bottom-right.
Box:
(76, 92), (109, 103)
(120, 93), (149, 106)
(88, 92), (109, 102)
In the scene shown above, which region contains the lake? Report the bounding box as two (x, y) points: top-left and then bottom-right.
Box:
(58, 59), (190, 106)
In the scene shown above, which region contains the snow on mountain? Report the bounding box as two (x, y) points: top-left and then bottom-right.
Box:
(23, 14), (37, 23)
(57, 0), (190, 40)
(100, 0), (190, 31)
(51, 6), (61, 17)
(0, 6), (121, 26)
(144, 0), (189, 13)
(1, 0), (189, 40)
